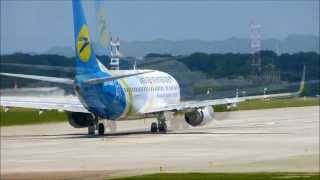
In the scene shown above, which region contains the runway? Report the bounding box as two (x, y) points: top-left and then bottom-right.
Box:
(1, 106), (319, 179)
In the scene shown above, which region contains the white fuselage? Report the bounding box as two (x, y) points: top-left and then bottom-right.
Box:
(111, 70), (180, 118)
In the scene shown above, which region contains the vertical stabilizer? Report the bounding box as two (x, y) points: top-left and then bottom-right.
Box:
(72, 0), (101, 75)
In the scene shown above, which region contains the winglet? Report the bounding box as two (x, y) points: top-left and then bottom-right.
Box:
(296, 64), (306, 95)
(290, 65), (306, 96)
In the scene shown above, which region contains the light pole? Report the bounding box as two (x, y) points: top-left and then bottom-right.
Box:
(263, 87), (268, 99)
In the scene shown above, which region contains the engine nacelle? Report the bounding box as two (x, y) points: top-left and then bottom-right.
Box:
(67, 112), (95, 128)
(184, 106), (214, 127)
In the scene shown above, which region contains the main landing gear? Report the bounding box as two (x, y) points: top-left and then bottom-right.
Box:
(88, 116), (106, 136)
(88, 122), (106, 136)
(151, 112), (167, 133)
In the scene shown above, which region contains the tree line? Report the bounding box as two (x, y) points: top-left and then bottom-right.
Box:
(0, 51), (319, 89)
(176, 51), (319, 81)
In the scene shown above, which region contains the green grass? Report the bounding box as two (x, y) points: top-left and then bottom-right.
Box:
(237, 98), (319, 111)
(215, 97), (319, 112)
(0, 108), (67, 127)
(111, 172), (320, 180)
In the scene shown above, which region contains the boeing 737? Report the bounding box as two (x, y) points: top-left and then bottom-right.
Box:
(0, 0), (305, 135)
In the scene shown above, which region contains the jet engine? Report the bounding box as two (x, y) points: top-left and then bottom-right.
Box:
(184, 106), (214, 127)
(67, 112), (95, 128)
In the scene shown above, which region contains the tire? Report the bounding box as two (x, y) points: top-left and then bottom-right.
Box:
(158, 122), (167, 133)
(98, 123), (105, 136)
(151, 122), (158, 133)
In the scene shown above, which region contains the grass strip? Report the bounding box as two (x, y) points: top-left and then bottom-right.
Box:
(0, 108), (67, 127)
(111, 172), (320, 180)
(215, 97), (319, 112)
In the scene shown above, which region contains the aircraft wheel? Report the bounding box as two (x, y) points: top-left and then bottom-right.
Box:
(151, 122), (158, 133)
(158, 122), (167, 133)
(98, 123), (105, 135)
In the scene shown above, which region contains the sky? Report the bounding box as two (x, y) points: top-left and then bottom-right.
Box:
(1, 0), (319, 54)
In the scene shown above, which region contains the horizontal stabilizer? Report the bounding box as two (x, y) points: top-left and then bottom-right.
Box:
(0, 73), (74, 85)
(85, 70), (155, 84)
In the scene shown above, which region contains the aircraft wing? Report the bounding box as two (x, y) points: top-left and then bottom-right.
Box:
(142, 91), (302, 114)
(0, 73), (74, 85)
(0, 96), (89, 113)
(143, 66), (305, 114)
(141, 97), (242, 114)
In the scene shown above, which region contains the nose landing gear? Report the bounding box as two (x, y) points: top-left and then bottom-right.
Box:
(151, 122), (158, 133)
(158, 121), (167, 133)
(150, 112), (167, 133)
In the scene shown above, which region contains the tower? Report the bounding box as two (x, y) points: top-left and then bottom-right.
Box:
(250, 21), (262, 75)
(110, 37), (121, 70)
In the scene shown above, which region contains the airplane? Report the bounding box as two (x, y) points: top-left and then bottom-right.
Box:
(0, 0), (305, 136)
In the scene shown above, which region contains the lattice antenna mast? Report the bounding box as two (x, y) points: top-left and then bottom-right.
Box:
(110, 37), (121, 70)
(250, 22), (262, 73)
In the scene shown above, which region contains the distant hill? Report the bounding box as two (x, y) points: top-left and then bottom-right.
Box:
(121, 34), (319, 57)
(45, 34), (319, 57)
(46, 46), (75, 58)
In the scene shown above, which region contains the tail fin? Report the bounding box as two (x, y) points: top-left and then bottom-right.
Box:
(72, 0), (101, 74)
